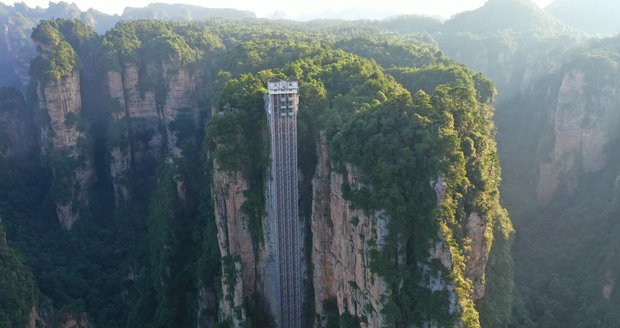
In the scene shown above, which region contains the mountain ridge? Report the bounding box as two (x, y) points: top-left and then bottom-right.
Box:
(546, 0), (620, 34)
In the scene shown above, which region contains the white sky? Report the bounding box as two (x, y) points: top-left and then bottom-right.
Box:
(4, 0), (556, 19)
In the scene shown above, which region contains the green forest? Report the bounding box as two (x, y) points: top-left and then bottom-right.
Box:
(0, 17), (514, 328)
(1, 0), (620, 327)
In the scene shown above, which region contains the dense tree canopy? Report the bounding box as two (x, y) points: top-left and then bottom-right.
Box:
(0, 17), (514, 328)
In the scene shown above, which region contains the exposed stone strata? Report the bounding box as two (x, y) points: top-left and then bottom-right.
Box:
(105, 70), (131, 204)
(56, 312), (92, 328)
(311, 135), (389, 328)
(537, 69), (620, 204)
(111, 62), (201, 190)
(109, 147), (130, 203)
(121, 63), (162, 170)
(464, 212), (489, 300)
(220, 259), (247, 327)
(161, 62), (200, 157)
(27, 305), (38, 328)
(37, 70), (95, 229)
(427, 236), (458, 316)
(210, 157), (280, 327)
(212, 165), (254, 327)
(101, 62), (202, 204)
(39, 72), (83, 151)
(122, 62), (200, 160)
(429, 177), (490, 315)
(28, 304), (92, 328)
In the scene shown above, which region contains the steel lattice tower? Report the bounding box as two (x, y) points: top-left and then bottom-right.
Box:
(266, 78), (303, 328)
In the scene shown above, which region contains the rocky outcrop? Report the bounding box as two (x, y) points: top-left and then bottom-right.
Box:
(34, 310), (92, 328)
(122, 61), (200, 160)
(120, 63), (163, 171)
(37, 70), (95, 229)
(211, 157), (280, 327)
(212, 166), (254, 326)
(311, 135), (389, 328)
(427, 235), (458, 315)
(464, 212), (489, 300)
(105, 70), (131, 204)
(38, 71), (83, 152)
(310, 136), (493, 327)
(161, 62), (200, 157)
(56, 313), (92, 328)
(106, 61), (201, 196)
(427, 177), (459, 316)
(27, 304), (38, 328)
(537, 69), (620, 204)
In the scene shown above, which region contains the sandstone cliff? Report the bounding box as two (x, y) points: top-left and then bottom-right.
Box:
(33, 306), (93, 328)
(311, 135), (389, 328)
(36, 70), (95, 229)
(310, 141), (493, 327)
(212, 166), (254, 326)
(104, 70), (131, 204)
(211, 153), (282, 327)
(104, 61), (201, 202)
(537, 68), (620, 204)
(54, 312), (92, 328)
(211, 129), (497, 327)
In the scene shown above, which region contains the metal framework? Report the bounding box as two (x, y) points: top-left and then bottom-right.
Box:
(266, 78), (303, 328)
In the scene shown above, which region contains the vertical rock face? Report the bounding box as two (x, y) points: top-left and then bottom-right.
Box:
(425, 176), (459, 315)
(537, 69), (620, 204)
(56, 313), (92, 328)
(211, 161), (280, 327)
(311, 140), (493, 327)
(103, 61), (201, 203)
(0, 87), (37, 159)
(464, 212), (489, 300)
(120, 63), (163, 173)
(212, 166), (255, 326)
(27, 305), (38, 328)
(161, 62), (200, 157)
(38, 71), (83, 152)
(311, 136), (389, 328)
(105, 70), (131, 204)
(37, 70), (95, 229)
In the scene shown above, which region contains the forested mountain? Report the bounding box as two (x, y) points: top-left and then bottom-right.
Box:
(1, 0), (620, 327)
(426, 1), (620, 327)
(494, 34), (620, 327)
(121, 3), (255, 21)
(0, 9), (514, 328)
(441, 0), (570, 35)
(0, 2), (254, 90)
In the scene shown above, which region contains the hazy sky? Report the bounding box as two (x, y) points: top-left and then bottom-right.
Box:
(7, 0), (556, 19)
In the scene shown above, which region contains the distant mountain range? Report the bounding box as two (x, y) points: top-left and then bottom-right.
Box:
(546, 0), (620, 34)
(442, 0), (571, 34)
(0, 1), (256, 89)
(121, 2), (255, 21)
(0, 1), (255, 33)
